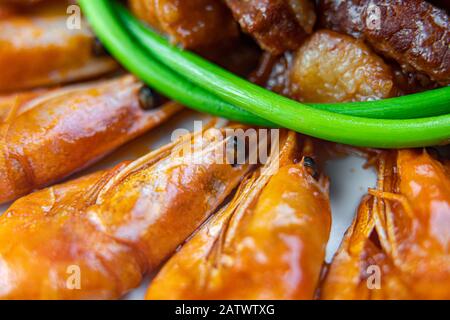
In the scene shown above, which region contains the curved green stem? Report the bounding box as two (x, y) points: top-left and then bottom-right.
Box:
(79, 0), (450, 148)
(312, 88), (450, 119)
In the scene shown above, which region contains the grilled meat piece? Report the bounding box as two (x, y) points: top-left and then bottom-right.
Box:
(129, 0), (239, 49)
(319, 0), (450, 85)
(290, 30), (397, 102)
(251, 30), (397, 102)
(224, 0), (316, 54)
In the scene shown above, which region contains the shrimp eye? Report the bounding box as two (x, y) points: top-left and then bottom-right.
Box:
(92, 37), (109, 57)
(138, 86), (159, 110)
(303, 156), (319, 180)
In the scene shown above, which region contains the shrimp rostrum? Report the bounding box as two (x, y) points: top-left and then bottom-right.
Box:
(0, 125), (260, 299)
(146, 131), (332, 300)
(321, 149), (450, 299)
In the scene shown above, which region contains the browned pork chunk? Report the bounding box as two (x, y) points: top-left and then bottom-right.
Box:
(129, 0), (239, 49)
(252, 30), (397, 102)
(290, 30), (397, 102)
(224, 0), (316, 54)
(320, 0), (450, 85)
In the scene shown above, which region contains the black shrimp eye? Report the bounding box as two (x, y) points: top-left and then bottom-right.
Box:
(92, 37), (109, 57)
(303, 156), (319, 180)
(138, 86), (159, 110)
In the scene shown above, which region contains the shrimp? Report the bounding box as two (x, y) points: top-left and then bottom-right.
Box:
(0, 126), (255, 299)
(0, 2), (117, 92)
(321, 150), (450, 299)
(0, 75), (182, 204)
(146, 131), (332, 300)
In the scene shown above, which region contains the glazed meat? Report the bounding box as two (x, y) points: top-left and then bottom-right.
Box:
(224, 0), (316, 54)
(290, 30), (397, 102)
(252, 30), (397, 102)
(320, 0), (450, 85)
(129, 0), (239, 49)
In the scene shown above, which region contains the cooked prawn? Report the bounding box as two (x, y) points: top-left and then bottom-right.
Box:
(0, 1), (117, 92)
(321, 149), (450, 299)
(0, 126), (254, 299)
(146, 131), (332, 300)
(0, 75), (182, 203)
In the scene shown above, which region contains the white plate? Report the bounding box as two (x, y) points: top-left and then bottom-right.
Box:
(0, 110), (377, 299)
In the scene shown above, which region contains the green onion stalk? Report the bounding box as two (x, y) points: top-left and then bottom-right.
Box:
(79, 0), (450, 148)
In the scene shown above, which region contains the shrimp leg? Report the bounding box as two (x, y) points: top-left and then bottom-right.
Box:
(321, 150), (450, 299)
